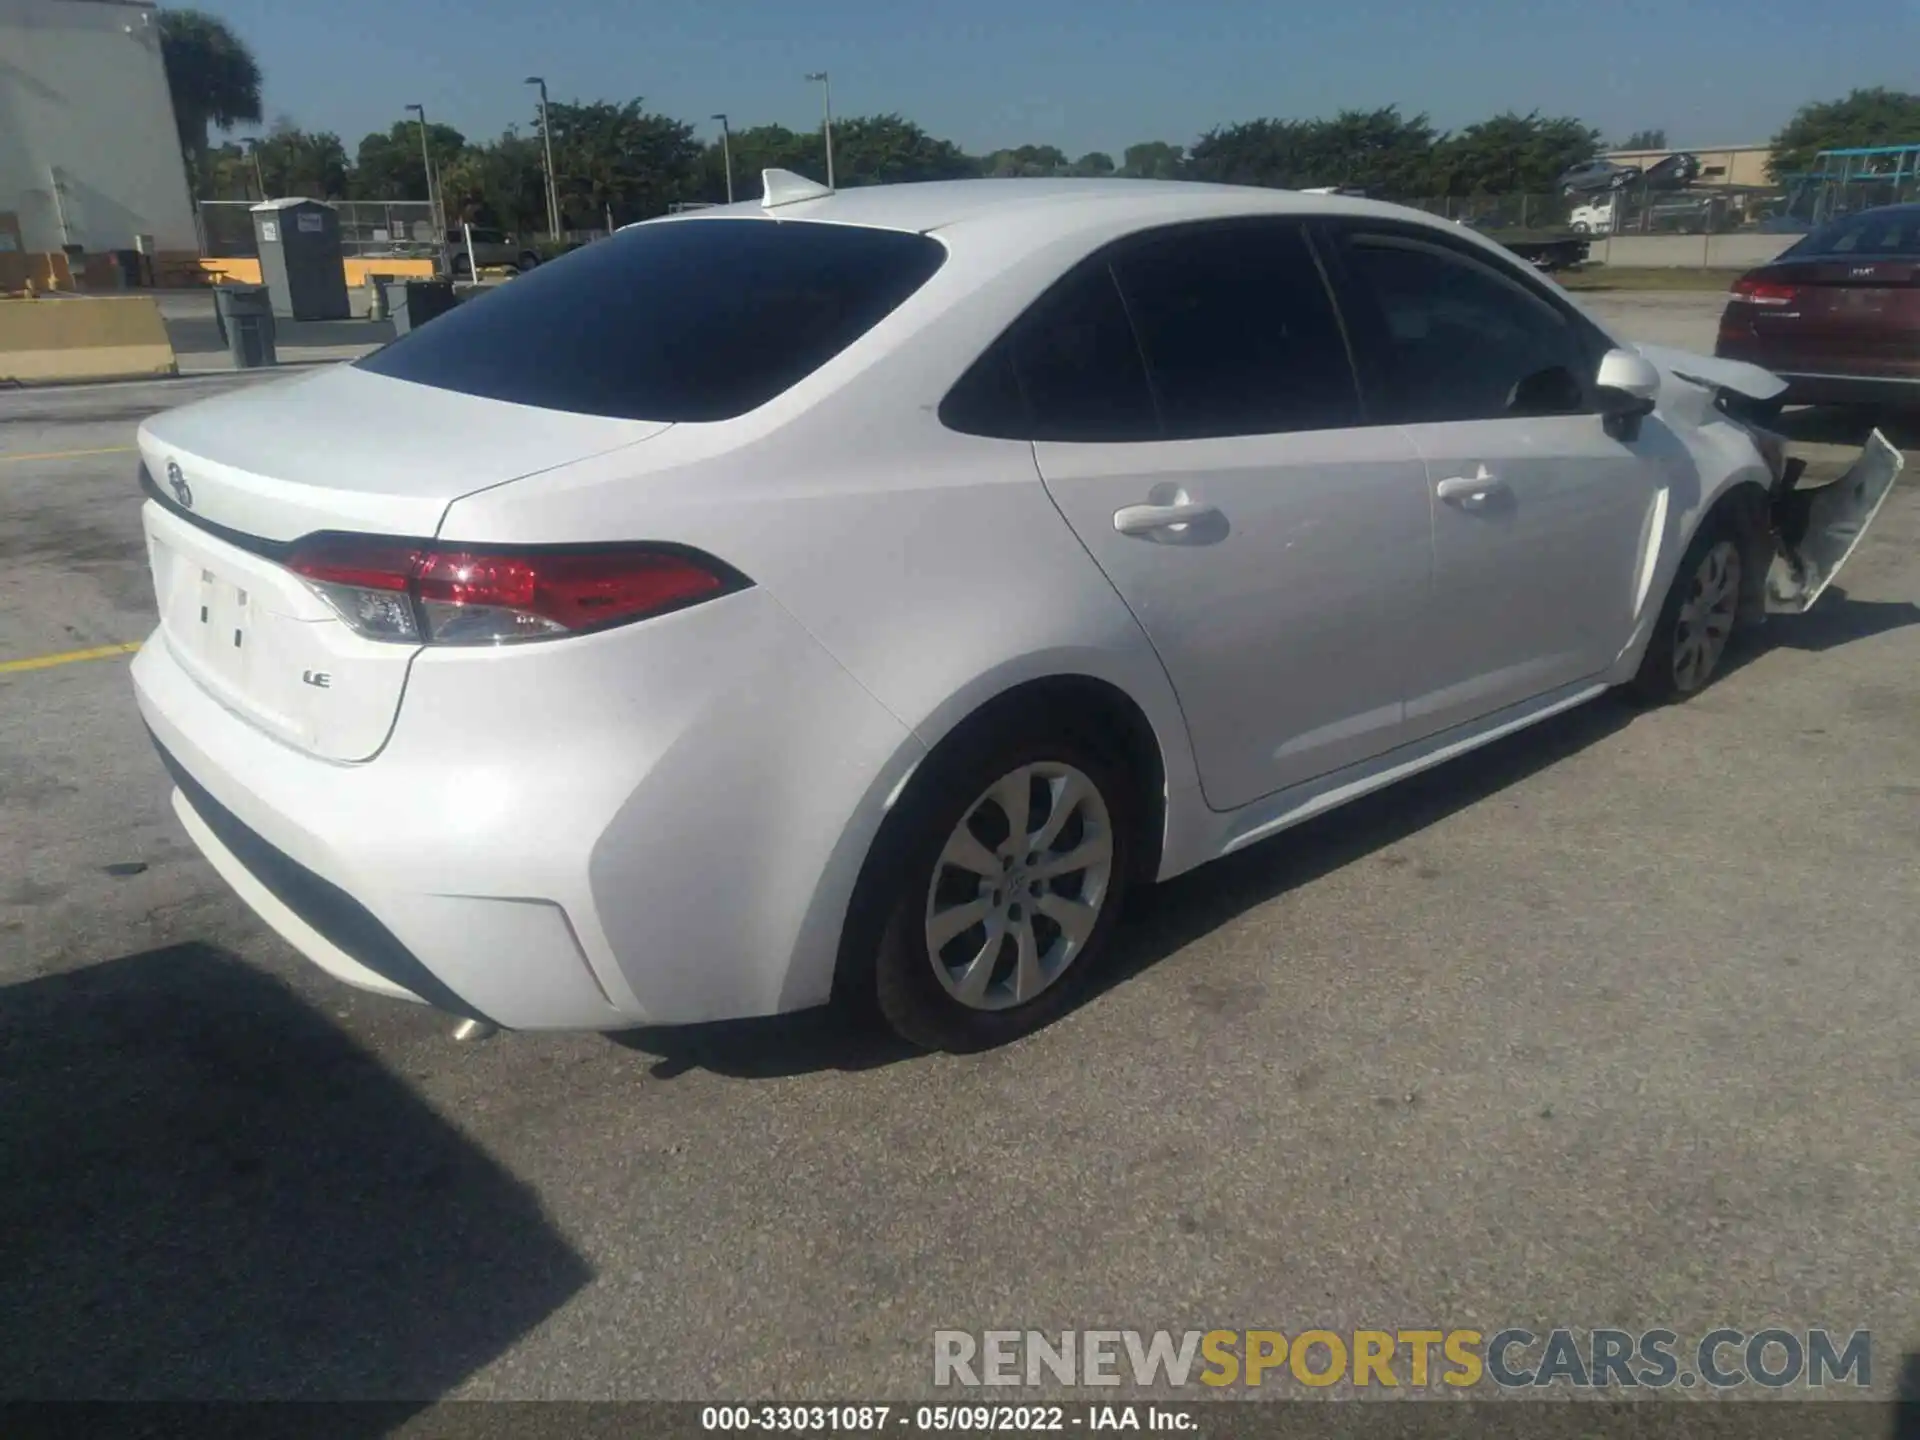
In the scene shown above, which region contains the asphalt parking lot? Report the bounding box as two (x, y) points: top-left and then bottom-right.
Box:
(2, 293), (1918, 1406)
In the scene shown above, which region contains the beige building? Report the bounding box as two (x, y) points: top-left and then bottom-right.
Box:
(1603, 145), (1775, 189)
(1, 0), (198, 255)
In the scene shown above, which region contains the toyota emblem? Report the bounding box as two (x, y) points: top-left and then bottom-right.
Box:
(166, 459), (193, 509)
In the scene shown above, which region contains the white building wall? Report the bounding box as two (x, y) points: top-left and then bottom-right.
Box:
(0, 0), (199, 253)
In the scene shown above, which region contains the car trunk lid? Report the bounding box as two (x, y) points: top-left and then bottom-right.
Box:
(137, 364), (668, 541)
(137, 365), (670, 761)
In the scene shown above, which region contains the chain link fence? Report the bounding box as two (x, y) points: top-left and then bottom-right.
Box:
(197, 200), (439, 259)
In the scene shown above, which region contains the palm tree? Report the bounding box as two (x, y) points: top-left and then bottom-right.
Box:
(158, 9), (264, 198)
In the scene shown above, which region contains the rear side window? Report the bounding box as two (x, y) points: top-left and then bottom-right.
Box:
(357, 218), (946, 421)
(1111, 222), (1359, 438)
(1338, 233), (1597, 424)
(942, 261), (1159, 442)
(1787, 209), (1920, 258)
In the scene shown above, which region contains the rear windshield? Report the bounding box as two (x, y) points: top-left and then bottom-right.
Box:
(1786, 208), (1920, 259)
(357, 218), (947, 421)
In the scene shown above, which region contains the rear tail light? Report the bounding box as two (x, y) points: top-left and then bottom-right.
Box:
(286, 536), (745, 645)
(1730, 277), (1798, 306)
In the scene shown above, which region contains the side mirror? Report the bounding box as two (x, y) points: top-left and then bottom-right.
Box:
(1595, 347), (1660, 440)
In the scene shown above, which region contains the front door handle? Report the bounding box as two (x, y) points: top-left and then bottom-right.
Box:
(1435, 466), (1508, 511)
(1113, 500), (1223, 536)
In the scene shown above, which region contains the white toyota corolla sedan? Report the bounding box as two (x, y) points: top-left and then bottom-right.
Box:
(131, 173), (1901, 1050)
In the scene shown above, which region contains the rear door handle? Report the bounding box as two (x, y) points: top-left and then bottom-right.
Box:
(1113, 500), (1223, 536)
(1435, 466), (1508, 511)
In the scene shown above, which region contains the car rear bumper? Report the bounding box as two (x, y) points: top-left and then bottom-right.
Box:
(131, 586), (922, 1031)
(1775, 371), (1920, 407)
(1714, 336), (1920, 407)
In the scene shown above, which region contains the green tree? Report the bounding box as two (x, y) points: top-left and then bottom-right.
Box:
(442, 133), (550, 232)
(157, 8), (263, 197)
(832, 115), (977, 186)
(1770, 88), (1920, 178)
(1188, 108), (1437, 192)
(1119, 141), (1185, 179)
(1618, 128), (1667, 151)
(253, 119), (349, 199)
(979, 145), (1069, 177)
(711, 123), (823, 196)
(544, 99), (702, 226)
(1070, 151), (1116, 176)
(1429, 111), (1601, 196)
(1113, 142), (1182, 179)
(351, 119), (467, 201)
(198, 140), (258, 201)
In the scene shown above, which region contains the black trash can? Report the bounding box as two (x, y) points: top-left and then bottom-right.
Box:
(385, 279), (458, 336)
(213, 284), (278, 369)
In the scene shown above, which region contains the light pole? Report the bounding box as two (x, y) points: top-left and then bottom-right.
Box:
(525, 77), (561, 239)
(711, 113), (734, 204)
(405, 103), (439, 240)
(804, 71), (834, 189)
(242, 136), (266, 200)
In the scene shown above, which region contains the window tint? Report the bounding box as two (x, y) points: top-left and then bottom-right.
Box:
(1113, 223), (1360, 438)
(1004, 262), (1159, 442)
(938, 341), (1028, 439)
(357, 218), (946, 422)
(1788, 209), (1920, 258)
(1340, 234), (1595, 424)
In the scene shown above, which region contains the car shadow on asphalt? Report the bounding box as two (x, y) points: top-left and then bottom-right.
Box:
(610, 695), (1645, 1081)
(0, 942), (590, 1407)
(614, 578), (1920, 1080)
(1728, 587), (1920, 669)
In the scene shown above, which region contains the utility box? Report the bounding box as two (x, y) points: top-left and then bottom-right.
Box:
(250, 198), (349, 321)
(213, 285), (278, 368)
(385, 278), (458, 335)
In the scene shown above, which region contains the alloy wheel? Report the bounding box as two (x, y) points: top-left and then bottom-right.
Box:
(922, 761), (1115, 1011)
(1672, 539), (1741, 692)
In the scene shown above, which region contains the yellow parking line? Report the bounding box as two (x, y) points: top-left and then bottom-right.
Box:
(0, 445), (136, 466)
(0, 641), (141, 675)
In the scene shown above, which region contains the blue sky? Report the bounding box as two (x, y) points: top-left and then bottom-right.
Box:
(191, 0), (1915, 158)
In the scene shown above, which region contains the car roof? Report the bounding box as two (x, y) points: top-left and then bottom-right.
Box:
(648, 177), (1448, 248)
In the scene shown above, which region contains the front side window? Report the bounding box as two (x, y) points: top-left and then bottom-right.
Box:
(1338, 233), (1597, 424)
(358, 218), (947, 422)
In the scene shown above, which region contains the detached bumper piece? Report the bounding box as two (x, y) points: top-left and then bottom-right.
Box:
(148, 730), (498, 1026)
(1766, 430), (1906, 614)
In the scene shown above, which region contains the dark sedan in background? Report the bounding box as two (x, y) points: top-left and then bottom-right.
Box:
(1716, 203), (1920, 406)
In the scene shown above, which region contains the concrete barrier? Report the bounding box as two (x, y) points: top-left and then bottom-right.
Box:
(1587, 233), (1799, 270)
(347, 257), (436, 284)
(192, 256), (439, 289)
(0, 251), (76, 293)
(0, 295), (178, 383)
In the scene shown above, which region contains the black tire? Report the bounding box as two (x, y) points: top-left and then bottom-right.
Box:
(450, 253), (472, 279)
(517, 252), (541, 272)
(864, 719), (1136, 1052)
(1629, 517), (1744, 705)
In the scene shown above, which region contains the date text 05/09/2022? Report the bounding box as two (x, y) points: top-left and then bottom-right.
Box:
(700, 1405), (1194, 1433)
